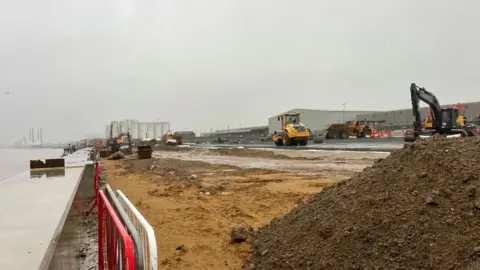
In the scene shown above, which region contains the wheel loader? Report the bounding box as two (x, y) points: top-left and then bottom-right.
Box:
(272, 113), (310, 146)
(405, 83), (476, 142)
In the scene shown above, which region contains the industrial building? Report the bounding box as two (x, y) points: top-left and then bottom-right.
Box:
(105, 120), (171, 140)
(173, 131), (196, 141)
(357, 101), (480, 128)
(268, 109), (379, 134)
(201, 126), (269, 138)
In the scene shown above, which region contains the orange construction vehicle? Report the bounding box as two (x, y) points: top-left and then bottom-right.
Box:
(325, 120), (376, 139)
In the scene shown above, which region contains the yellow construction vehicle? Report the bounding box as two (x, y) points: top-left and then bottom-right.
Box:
(423, 116), (433, 129)
(272, 113), (310, 146)
(406, 83), (475, 141)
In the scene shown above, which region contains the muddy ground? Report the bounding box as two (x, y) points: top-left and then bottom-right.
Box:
(154, 145), (389, 161)
(104, 148), (382, 270)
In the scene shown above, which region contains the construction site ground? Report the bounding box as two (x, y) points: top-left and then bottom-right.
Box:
(103, 147), (387, 270)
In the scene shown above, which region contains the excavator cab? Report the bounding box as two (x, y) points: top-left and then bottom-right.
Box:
(440, 107), (464, 129)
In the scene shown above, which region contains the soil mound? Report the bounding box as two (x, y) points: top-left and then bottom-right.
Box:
(247, 137), (480, 270)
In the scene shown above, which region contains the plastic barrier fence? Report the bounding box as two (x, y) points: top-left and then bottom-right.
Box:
(117, 190), (158, 270)
(105, 185), (145, 269)
(98, 190), (136, 270)
(391, 130), (409, 138)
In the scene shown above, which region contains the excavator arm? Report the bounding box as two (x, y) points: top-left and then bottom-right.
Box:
(410, 83), (442, 133)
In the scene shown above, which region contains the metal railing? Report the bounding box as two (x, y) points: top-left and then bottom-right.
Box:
(117, 190), (158, 270)
(98, 189), (136, 270)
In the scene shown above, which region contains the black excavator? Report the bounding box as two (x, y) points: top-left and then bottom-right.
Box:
(405, 83), (475, 142)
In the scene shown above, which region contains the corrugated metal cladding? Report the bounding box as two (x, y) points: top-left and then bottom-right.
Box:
(268, 109), (378, 134)
(357, 101), (480, 126)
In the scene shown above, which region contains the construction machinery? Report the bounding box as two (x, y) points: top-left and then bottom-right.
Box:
(106, 123), (132, 154)
(272, 113), (310, 146)
(406, 83), (475, 141)
(162, 133), (183, 145)
(325, 120), (376, 139)
(108, 132), (132, 154)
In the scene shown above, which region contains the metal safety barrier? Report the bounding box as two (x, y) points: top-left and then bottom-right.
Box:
(105, 185), (145, 270)
(98, 190), (136, 270)
(117, 190), (158, 270)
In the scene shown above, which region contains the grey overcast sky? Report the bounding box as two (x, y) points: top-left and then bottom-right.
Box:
(0, 0), (478, 143)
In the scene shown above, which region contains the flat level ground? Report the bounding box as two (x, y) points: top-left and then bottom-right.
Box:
(104, 148), (388, 270)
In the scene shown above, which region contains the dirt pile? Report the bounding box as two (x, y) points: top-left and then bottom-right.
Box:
(247, 137), (480, 270)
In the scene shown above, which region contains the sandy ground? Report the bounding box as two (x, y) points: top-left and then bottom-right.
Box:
(104, 148), (386, 270)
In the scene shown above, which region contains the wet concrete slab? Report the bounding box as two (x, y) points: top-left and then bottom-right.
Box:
(48, 164), (97, 270)
(0, 148), (95, 270)
(0, 168), (84, 270)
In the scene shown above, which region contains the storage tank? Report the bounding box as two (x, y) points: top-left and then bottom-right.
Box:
(119, 121), (128, 133)
(147, 123), (154, 139)
(162, 122), (171, 134)
(110, 121), (120, 138)
(154, 122), (164, 139)
(131, 122), (140, 139)
(127, 120), (137, 133)
(138, 123), (148, 139)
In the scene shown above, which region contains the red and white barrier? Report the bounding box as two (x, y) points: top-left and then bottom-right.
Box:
(117, 190), (158, 270)
(98, 190), (136, 270)
(92, 159), (156, 270)
(391, 130), (407, 138)
(370, 130), (390, 138)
